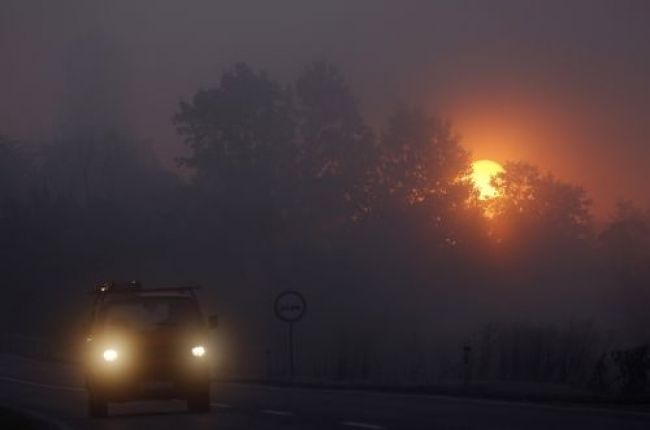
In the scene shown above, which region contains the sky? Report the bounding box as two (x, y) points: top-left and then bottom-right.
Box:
(1, 0), (649, 216)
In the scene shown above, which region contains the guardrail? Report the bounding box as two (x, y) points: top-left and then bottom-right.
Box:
(0, 334), (77, 364)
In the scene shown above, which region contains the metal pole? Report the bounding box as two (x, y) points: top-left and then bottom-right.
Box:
(289, 321), (295, 379)
(463, 345), (472, 387)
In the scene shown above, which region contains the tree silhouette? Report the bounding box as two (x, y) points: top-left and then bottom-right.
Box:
(372, 105), (473, 249)
(600, 202), (650, 278)
(489, 162), (592, 245)
(0, 134), (32, 265)
(294, 61), (376, 228)
(175, 64), (293, 187)
(6, 59), (650, 388)
(173, 63), (296, 276)
(0, 134), (30, 209)
(600, 202), (650, 342)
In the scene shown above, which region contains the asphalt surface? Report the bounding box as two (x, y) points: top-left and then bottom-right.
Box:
(1, 354), (650, 429)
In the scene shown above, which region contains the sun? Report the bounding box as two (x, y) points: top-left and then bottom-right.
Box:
(470, 159), (504, 200)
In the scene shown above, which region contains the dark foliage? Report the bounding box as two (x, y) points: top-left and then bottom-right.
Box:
(0, 63), (647, 391)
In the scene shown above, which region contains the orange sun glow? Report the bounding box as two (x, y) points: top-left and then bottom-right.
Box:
(471, 159), (504, 200)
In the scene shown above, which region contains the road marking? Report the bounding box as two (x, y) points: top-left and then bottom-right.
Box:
(27, 410), (74, 430)
(221, 382), (650, 419)
(6, 405), (73, 430)
(341, 422), (385, 430)
(261, 409), (293, 416)
(211, 402), (232, 408)
(0, 375), (84, 392)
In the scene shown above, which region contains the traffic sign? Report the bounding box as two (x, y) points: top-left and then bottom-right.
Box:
(274, 290), (306, 379)
(274, 290), (306, 322)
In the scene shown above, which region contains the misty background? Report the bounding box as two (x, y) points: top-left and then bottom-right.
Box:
(1, 0), (650, 395)
(3, 0), (650, 213)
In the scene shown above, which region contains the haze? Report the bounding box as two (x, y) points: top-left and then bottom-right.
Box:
(2, 0), (650, 215)
(3, 2), (650, 427)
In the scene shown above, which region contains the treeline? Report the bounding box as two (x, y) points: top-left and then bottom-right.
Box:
(1, 62), (649, 387)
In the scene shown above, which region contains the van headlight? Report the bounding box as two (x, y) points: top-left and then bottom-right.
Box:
(103, 348), (119, 362)
(191, 345), (205, 357)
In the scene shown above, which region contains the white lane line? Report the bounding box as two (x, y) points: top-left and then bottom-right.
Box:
(211, 402), (233, 408)
(341, 422), (385, 430)
(20, 407), (74, 430)
(221, 382), (650, 419)
(261, 409), (293, 416)
(0, 375), (84, 392)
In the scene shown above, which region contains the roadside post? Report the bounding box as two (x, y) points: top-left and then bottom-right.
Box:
(274, 290), (306, 379)
(463, 345), (473, 387)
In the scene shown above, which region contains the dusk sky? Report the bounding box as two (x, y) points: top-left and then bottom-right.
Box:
(2, 0), (649, 215)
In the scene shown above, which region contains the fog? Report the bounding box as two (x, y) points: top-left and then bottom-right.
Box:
(3, 1), (650, 212)
(1, 0), (650, 391)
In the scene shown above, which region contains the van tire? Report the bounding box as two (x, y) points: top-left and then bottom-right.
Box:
(187, 389), (210, 413)
(88, 391), (108, 418)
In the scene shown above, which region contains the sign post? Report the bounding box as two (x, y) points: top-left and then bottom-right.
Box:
(274, 290), (306, 379)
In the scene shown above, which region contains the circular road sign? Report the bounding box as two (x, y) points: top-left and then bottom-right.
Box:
(274, 290), (306, 322)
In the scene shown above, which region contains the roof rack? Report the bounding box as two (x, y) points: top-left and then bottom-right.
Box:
(137, 286), (201, 293)
(89, 281), (201, 318)
(92, 280), (142, 294)
(91, 281), (201, 294)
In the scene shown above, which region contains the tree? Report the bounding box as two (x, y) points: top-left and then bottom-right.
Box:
(173, 63), (296, 273)
(600, 201), (650, 278)
(0, 134), (30, 209)
(0, 134), (61, 331)
(175, 63), (293, 189)
(343, 106), (483, 302)
(599, 202), (650, 341)
(0, 134), (32, 257)
(372, 105), (474, 248)
(293, 61), (375, 227)
(489, 162), (592, 245)
(481, 162), (595, 299)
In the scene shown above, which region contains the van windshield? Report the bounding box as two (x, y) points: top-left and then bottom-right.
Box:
(101, 297), (201, 331)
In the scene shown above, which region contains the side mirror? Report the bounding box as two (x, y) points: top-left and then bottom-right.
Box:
(208, 314), (219, 329)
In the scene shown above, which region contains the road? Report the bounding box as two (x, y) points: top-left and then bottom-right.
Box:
(1, 354), (650, 429)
